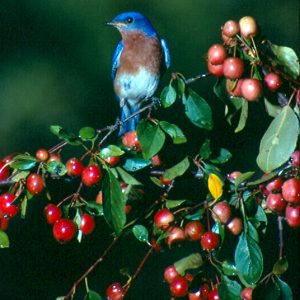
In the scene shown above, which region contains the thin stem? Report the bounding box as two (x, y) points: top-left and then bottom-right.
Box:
(185, 72), (210, 85)
(63, 236), (120, 300)
(277, 215), (284, 259)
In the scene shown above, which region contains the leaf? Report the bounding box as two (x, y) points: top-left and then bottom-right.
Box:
(184, 208), (205, 220)
(160, 85), (177, 108)
(116, 167), (142, 185)
(99, 145), (124, 158)
(177, 77), (186, 96)
(271, 44), (300, 79)
(218, 276), (242, 300)
(221, 261), (238, 276)
(102, 169), (126, 235)
(235, 232), (263, 285)
(235, 98), (248, 133)
(257, 106), (299, 173)
(174, 253), (203, 275)
(234, 171), (255, 187)
(247, 220), (259, 242)
(208, 173), (223, 200)
(264, 98), (282, 118)
(247, 171), (277, 187)
(185, 88), (213, 130)
(163, 157), (190, 181)
(50, 125), (81, 145)
(212, 221), (225, 243)
(50, 125), (62, 136)
(150, 176), (164, 187)
(10, 171), (30, 182)
(84, 290), (103, 300)
(137, 120), (166, 160)
(276, 277), (293, 300)
(272, 257), (288, 275)
(46, 161), (67, 176)
(252, 279), (280, 300)
(166, 199), (186, 209)
(199, 138), (212, 159)
(132, 225), (149, 244)
(210, 148), (232, 164)
(0, 230), (9, 248)
(10, 159), (37, 170)
(21, 197), (27, 219)
(159, 121), (187, 144)
(85, 201), (104, 216)
(123, 157), (151, 172)
(79, 127), (96, 141)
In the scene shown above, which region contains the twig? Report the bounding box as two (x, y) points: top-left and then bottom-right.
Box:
(185, 72), (210, 85)
(278, 215), (283, 259)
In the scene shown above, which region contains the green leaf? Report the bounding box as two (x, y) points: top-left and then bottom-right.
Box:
(212, 221), (225, 244)
(199, 138), (212, 159)
(79, 127), (96, 141)
(10, 159), (37, 170)
(264, 98), (282, 118)
(252, 279), (280, 300)
(150, 176), (164, 187)
(102, 169), (126, 235)
(21, 197), (27, 219)
(221, 261), (238, 276)
(174, 253), (203, 275)
(46, 161), (67, 176)
(271, 43), (300, 79)
(235, 98), (248, 133)
(257, 106), (299, 173)
(132, 225), (149, 244)
(166, 199), (186, 209)
(213, 78), (228, 103)
(235, 232), (263, 285)
(276, 277), (293, 300)
(116, 167), (142, 185)
(84, 290), (103, 300)
(0, 230), (9, 248)
(85, 201), (104, 216)
(137, 120), (166, 160)
(50, 125), (62, 136)
(159, 121), (187, 144)
(218, 276), (242, 300)
(210, 148), (232, 164)
(184, 208), (205, 220)
(50, 125), (81, 145)
(99, 145), (124, 158)
(163, 157), (190, 181)
(273, 257), (288, 275)
(160, 85), (177, 108)
(10, 170), (30, 182)
(185, 88), (213, 130)
(247, 171), (277, 187)
(247, 220), (259, 242)
(234, 171), (255, 187)
(177, 77), (186, 96)
(123, 157), (151, 172)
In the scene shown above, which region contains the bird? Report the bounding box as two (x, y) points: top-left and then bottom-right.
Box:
(106, 11), (171, 136)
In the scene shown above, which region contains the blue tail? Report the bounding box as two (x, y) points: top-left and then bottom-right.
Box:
(119, 103), (140, 136)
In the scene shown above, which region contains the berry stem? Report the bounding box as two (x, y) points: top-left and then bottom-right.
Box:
(185, 72), (210, 85)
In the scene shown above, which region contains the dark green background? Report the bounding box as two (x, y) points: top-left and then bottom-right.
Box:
(0, 1), (299, 299)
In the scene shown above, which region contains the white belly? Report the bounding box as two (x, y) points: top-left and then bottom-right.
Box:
(117, 67), (159, 102)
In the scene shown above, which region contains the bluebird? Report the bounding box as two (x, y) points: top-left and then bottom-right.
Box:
(107, 11), (171, 136)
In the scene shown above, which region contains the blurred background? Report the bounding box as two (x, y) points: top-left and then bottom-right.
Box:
(0, 0), (299, 299)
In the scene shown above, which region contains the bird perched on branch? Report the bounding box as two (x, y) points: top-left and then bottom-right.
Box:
(107, 11), (171, 136)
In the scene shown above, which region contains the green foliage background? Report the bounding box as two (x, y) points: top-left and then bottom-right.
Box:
(0, 0), (299, 299)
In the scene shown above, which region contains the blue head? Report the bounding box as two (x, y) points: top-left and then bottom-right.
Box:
(107, 11), (158, 37)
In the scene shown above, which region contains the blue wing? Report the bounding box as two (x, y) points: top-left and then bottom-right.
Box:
(111, 41), (123, 80)
(161, 38), (171, 69)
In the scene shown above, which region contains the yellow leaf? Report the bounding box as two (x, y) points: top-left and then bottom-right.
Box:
(208, 173), (223, 200)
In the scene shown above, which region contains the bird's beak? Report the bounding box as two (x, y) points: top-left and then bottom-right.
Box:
(105, 21), (127, 29)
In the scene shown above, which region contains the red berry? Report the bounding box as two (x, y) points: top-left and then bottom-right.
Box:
(212, 201), (232, 224)
(153, 208), (174, 229)
(291, 150), (300, 167)
(222, 20), (240, 37)
(36, 149), (49, 162)
(150, 238), (162, 252)
(282, 178), (300, 204)
(165, 226), (186, 247)
(0, 215), (10, 231)
(207, 61), (224, 77)
(106, 282), (124, 300)
(285, 204), (300, 228)
(266, 193), (286, 214)
(228, 171), (242, 182)
(201, 231), (220, 251)
(96, 191), (103, 204)
(227, 217), (244, 235)
(170, 277), (189, 298)
(241, 78), (262, 101)
(80, 214), (95, 235)
(151, 154), (162, 166)
(164, 265), (179, 284)
(47, 153), (61, 163)
(221, 33), (237, 47)
(0, 193), (18, 218)
(207, 44), (227, 65)
(26, 173), (44, 195)
(0, 161), (10, 180)
(159, 176), (173, 186)
(122, 130), (141, 151)
(208, 289), (220, 300)
(264, 73), (282, 92)
(184, 220), (205, 241)
(239, 16), (258, 38)
(44, 204), (62, 225)
(223, 57), (244, 79)
(201, 283), (211, 297)
(105, 156), (120, 167)
(53, 218), (77, 242)
(265, 177), (283, 193)
(226, 79), (244, 97)
(66, 157), (84, 177)
(241, 287), (253, 300)
(81, 165), (102, 186)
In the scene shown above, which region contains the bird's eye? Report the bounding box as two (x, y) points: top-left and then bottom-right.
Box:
(126, 17), (133, 24)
